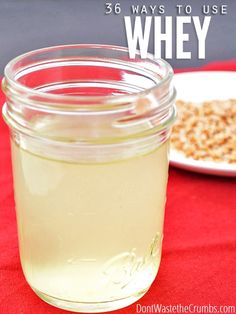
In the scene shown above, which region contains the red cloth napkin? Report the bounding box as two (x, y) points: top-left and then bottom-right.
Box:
(0, 60), (236, 314)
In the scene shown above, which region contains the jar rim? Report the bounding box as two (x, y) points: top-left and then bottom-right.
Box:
(3, 44), (173, 109)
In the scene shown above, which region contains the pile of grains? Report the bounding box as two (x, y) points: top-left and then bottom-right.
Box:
(171, 99), (236, 163)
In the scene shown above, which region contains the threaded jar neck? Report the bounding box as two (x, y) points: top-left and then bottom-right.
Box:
(2, 44), (176, 146)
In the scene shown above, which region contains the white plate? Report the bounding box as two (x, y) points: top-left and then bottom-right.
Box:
(170, 71), (236, 177)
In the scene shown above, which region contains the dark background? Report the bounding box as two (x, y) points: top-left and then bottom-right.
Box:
(0, 0), (235, 73)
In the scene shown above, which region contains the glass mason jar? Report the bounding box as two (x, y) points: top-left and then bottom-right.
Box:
(2, 44), (176, 313)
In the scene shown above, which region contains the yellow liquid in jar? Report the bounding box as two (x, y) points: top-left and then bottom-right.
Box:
(11, 140), (169, 304)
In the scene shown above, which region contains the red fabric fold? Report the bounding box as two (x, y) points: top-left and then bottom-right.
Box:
(0, 61), (236, 314)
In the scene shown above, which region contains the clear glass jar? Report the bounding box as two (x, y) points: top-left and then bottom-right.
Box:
(2, 44), (176, 313)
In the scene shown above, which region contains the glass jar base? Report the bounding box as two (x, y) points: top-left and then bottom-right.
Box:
(32, 287), (148, 313)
